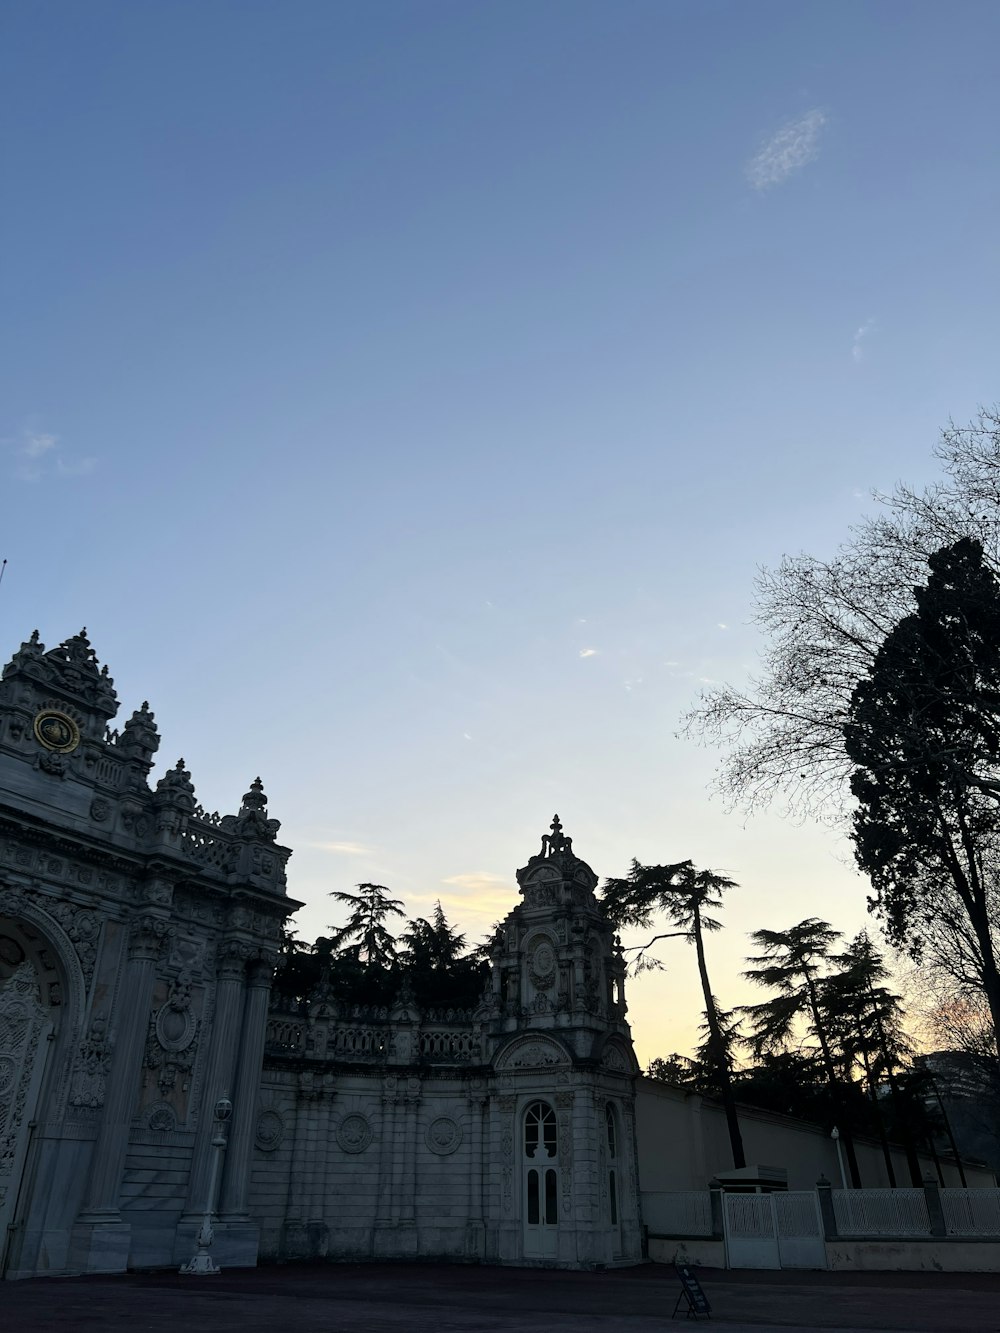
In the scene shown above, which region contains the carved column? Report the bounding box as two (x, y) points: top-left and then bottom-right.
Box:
(220, 954), (274, 1217)
(183, 941), (248, 1217)
(78, 917), (167, 1220)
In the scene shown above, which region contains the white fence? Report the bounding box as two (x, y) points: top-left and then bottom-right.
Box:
(943, 1188), (1000, 1236)
(641, 1189), (713, 1236)
(832, 1188), (930, 1236)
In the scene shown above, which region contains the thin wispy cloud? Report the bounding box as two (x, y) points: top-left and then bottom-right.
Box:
(56, 455), (98, 477)
(8, 428), (98, 482)
(22, 431), (57, 459)
(851, 318), (876, 362)
(579, 647), (597, 658)
(746, 110), (826, 190)
(440, 871), (517, 925)
(308, 839), (374, 856)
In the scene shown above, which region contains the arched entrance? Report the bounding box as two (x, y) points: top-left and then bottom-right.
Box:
(522, 1100), (558, 1259)
(0, 921), (58, 1275)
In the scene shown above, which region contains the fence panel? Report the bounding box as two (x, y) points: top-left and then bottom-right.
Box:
(832, 1188), (930, 1236)
(942, 1189), (1000, 1236)
(641, 1190), (713, 1236)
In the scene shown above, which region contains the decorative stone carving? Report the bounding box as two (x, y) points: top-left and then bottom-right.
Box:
(336, 1112), (373, 1154)
(0, 963), (50, 1235)
(496, 1037), (568, 1070)
(89, 798), (111, 823)
(528, 938), (557, 990)
(601, 1043), (628, 1073)
(424, 1116), (462, 1155)
(255, 1109), (285, 1152)
(69, 1015), (112, 1109)
(145, 1102), (178, 1132)
(39, 900), (100, 984)
(233, 777), (281, 843)
(144, 970), (199, 1098)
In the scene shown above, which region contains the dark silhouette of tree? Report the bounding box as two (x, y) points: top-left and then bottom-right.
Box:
(399, 901), (488, 1009)
(328, 881), (405, 969)
(646, 1054), (700, 1086)
(823, 932), (921, 1184)
(272, 926), (323, 1006)
(685, 409), (1000, 819)
(602, 860), (746, 1169)
(743, 918), (863, 1185)
(845, 538), (1000, 1058)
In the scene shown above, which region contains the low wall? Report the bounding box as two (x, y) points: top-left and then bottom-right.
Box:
(648, 1237), (725, 1268)
(826, 1239), (1000, 1273)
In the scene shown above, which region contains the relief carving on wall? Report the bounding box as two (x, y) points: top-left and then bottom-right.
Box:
(255, 1109), (285, 1152)
(336, 1112), (373, 1154)
(143, 968), (199, 1101)
(424, 1115), (462, 1156)
(68, 1015), (112, 1109)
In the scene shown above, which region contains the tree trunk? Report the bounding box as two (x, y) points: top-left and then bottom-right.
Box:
(694, 907), (746, 1170)
(805, 971), (862, 1187)
(857, 1031), (896, 1186)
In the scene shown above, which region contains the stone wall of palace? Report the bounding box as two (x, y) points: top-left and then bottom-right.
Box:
(0, 629), (643, 1279)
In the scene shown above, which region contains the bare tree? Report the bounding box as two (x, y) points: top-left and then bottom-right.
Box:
(683, 409), (1000, 819)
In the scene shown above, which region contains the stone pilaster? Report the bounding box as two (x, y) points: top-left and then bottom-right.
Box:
(465, 1084), (487, 1258)
(220, 955), (274, 1218)
(181, 941), (248, 1220)
(71, 914), (168, 1272)
(373, 1079), (397, 1253)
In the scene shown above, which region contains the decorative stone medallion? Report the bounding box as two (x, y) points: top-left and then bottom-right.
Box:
(529, 939), (556, 989)
(255, 1109), (284, 1152)
(336, 1112), (373, 1154)
(33, 710), (81, 754)
(154, 1002), (197, 1053)
(425, 1115), (462, 1156)
(145, 1103), (177, 1132)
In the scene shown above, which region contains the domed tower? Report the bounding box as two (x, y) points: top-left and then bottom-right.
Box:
(484, 818), (642, 1267)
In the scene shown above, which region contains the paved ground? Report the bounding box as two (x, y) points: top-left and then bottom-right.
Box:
(5, 1262), (1000, 1333)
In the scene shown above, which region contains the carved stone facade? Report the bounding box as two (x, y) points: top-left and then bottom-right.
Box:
(0, 631), (294, 1278)
(0, 631), (642, 1278)
(254, 815), (642, 1268)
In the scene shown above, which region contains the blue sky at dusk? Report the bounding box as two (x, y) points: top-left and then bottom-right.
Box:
(3, 1), (999, 1060)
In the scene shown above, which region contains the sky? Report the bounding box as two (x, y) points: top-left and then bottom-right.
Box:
(2, 1), (1000, 1064)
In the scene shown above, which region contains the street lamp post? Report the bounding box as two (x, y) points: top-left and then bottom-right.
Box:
(831, 1125), (848, 1190)
(180, 1096), (232, 1275)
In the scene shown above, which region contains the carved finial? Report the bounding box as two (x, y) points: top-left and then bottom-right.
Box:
(540, 814), (572, 857)
(240, 776), (267, 812)
(29, 629), (39, 644)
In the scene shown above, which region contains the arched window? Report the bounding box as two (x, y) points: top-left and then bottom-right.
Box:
(523, 1101), (558, 1229)
(605, 1102), (617, 1158)
(524, 1100), (557, 1160)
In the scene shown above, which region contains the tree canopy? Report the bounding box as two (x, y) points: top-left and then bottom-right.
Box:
(845, 537), (1000, 1053)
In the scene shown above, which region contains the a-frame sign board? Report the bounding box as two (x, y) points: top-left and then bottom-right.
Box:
(672, 1263), (711, 1320)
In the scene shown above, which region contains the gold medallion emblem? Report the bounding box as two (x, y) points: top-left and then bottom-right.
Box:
(33, 710), (81, 754)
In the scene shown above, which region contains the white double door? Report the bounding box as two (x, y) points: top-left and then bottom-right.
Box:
(723, 1190), (826, 1270)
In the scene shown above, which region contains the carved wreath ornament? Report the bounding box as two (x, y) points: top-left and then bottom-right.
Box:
(424, 1116), (462, 1155)
(528, 939), (557, 990)
(336, 1113), (373, 1154)
(255, 1110), (284, 1152)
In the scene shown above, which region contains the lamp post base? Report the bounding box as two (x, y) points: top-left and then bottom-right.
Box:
(179, 1250), (221, 1275)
